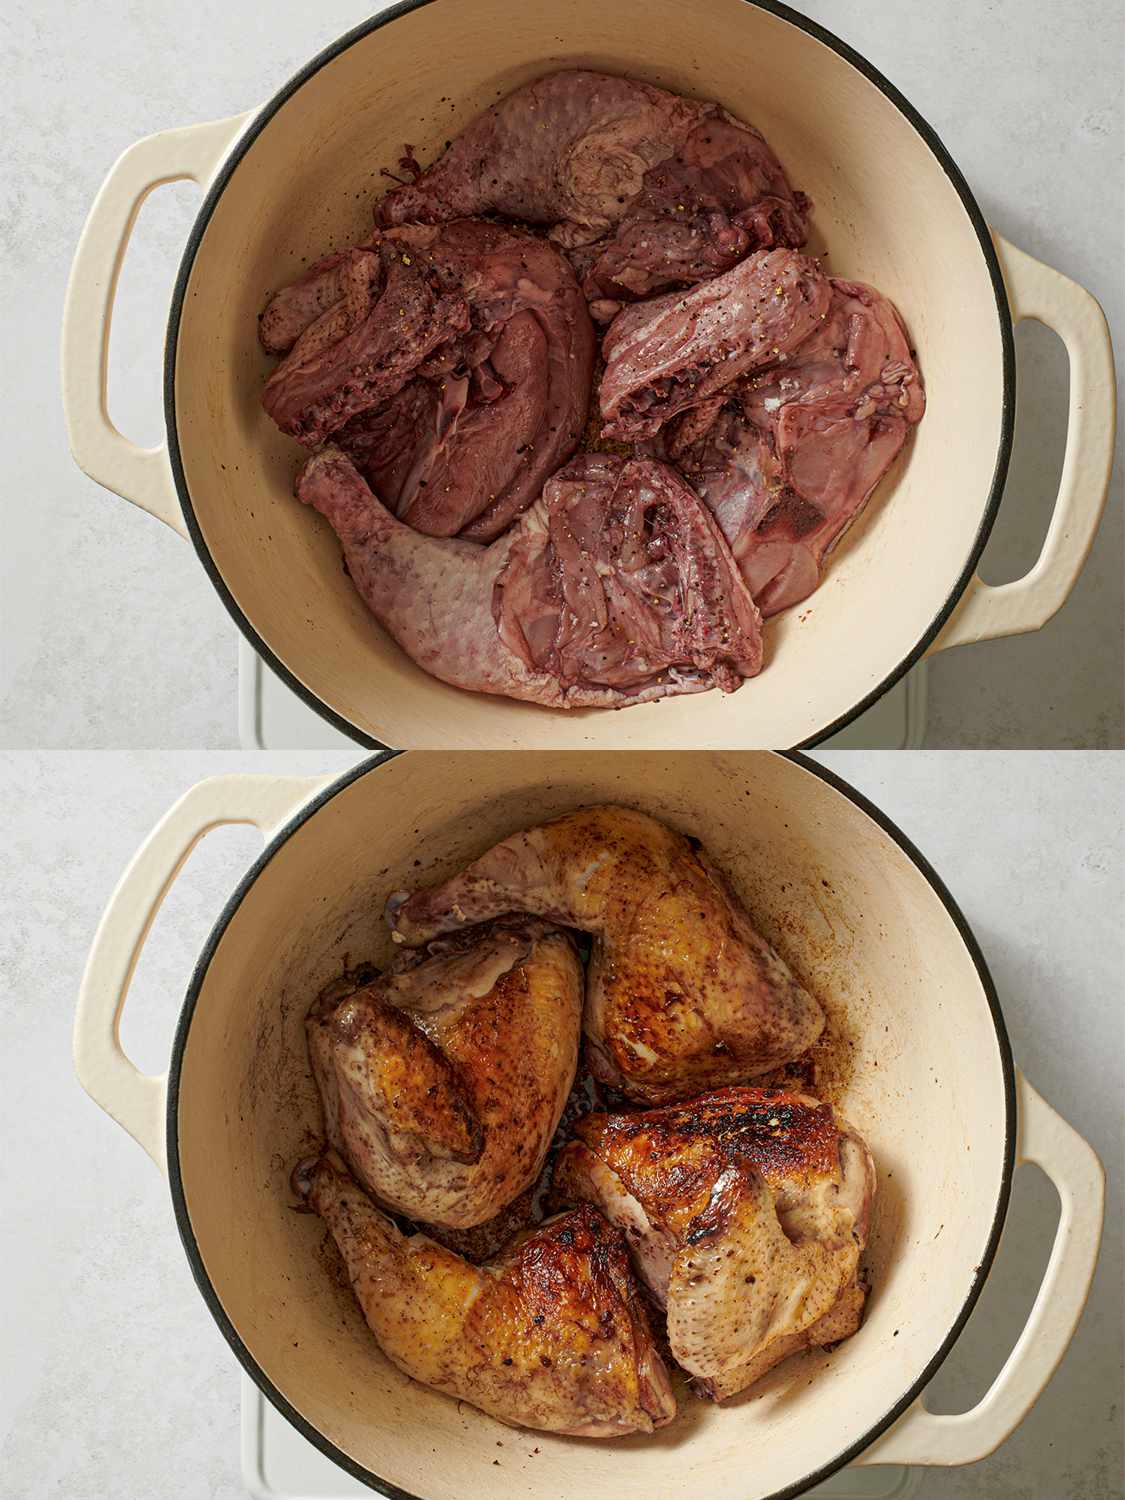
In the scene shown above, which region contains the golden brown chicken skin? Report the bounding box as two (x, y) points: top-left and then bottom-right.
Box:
(554, 1086), (875, 1400)
(387, 806), (825, 1104)
(295, 1152), (676, 1436)
(308, 917), (582, 1227)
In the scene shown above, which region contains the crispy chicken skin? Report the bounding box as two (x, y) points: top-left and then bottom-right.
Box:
(295, 1153), (676, 1436)
(387, 806), (825, 1103)
(554, 1086), (876, 1400)
(307, 917), (582, 1228)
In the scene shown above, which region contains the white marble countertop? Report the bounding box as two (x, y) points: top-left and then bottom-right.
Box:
(1, 749), (1121, 1497)
(1, 0), (1120, 749)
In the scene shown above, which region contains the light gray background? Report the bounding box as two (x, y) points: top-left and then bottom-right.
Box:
(0, 750), (1121, 1498)
(0, 0), (1121, 749)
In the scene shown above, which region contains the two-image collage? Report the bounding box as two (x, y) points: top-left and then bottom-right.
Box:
(2, 2), (1121, 1497)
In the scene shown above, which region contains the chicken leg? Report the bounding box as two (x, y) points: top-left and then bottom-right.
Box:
(295, 1151), (676, 1436)
(387, 806), (825, 1103)
(297, 449), (762, 708)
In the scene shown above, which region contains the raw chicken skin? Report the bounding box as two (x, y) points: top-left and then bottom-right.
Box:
(307, 918), (582, 1227)
(386, 806), (825, 1103)
(599, 248), (831, 441)
(555, 1086), (876, 1399)
(295, 1153), (677, 1436)
(296, 449), (762, 707)
(260, 220), (594, 540)
(376, 70), (808, 311)
(660, 276), (925, 615)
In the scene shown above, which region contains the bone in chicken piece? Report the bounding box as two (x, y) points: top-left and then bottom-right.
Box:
(599, 248), (832, 441)
(376, 70), (808, 312)
(655, 276), (925, 616)
(295, 1152), (677, 1436)
(554, 1086), (876, 1400)
(386, 806), (825, 1102)
(296, 448), (762, 707)
(307, 918), (582, 1227)
(260, 221), (594, 541)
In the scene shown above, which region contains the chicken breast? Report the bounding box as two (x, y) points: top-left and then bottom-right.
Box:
(555, 1086), (876, 1399)
(307, 917), (581, 1228)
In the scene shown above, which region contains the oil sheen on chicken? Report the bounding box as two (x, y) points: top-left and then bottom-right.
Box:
(295, 1152), (676, 1436)
(555, 1086), (876, 1399)
(306, 917), (581, 1227)
(386, 805), (825, 1102)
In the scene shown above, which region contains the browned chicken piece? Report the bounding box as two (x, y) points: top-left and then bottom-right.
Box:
(295, 1152), (677, 1436)
(554, 1086), (876, 1400)
(307, 917), (582, 1227)
(387, 806), (825, 1104)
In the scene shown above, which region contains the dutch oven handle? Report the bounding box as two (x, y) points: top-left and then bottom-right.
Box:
(930, 234), (1116, 651)
(61, 112), (254, 536)
(73, 774), (329, 1173)
(857, 1069), (1104, 1467)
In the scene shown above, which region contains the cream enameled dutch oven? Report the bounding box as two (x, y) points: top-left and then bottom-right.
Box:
(75, 752), (1103, 1500)
(61, 0), (1116, 749)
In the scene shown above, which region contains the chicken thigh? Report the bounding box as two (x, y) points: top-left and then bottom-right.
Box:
(387, 806), (825, 1102)
(307, 917), (581, 1227)
(295, 1152), (676, 1436)
(554, 1086), (876, 1399)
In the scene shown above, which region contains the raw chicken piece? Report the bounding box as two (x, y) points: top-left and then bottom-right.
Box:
(555, 1086), (876, 1399)
(296, 448), (762, 707)
(497, 451), (762, 692)
(307, 918), (581, 1227)
(386, 806), (824, 1103)
(260, 221), (594, 540)
(599, 248), (831, 441)
(260, 235), (466, 447)
(376, 70), (808, 312)
(658, 277), (925, 616)
(295, 1153), (677, 1436)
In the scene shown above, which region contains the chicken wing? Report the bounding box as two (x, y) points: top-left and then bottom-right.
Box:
(295, 1152), (676, 1436)
(554, 1086), (876, 1400)
(307, 917), (581, 1227)
(387, 806), (824, 1102)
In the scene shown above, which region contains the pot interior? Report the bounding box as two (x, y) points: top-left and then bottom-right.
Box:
(173, 752), (1011, 1500)
(170, 0), (1008, 748)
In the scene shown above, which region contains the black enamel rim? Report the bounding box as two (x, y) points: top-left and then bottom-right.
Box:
(166, 749), (1017, 1500)
(162, 0), (1016, 752)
